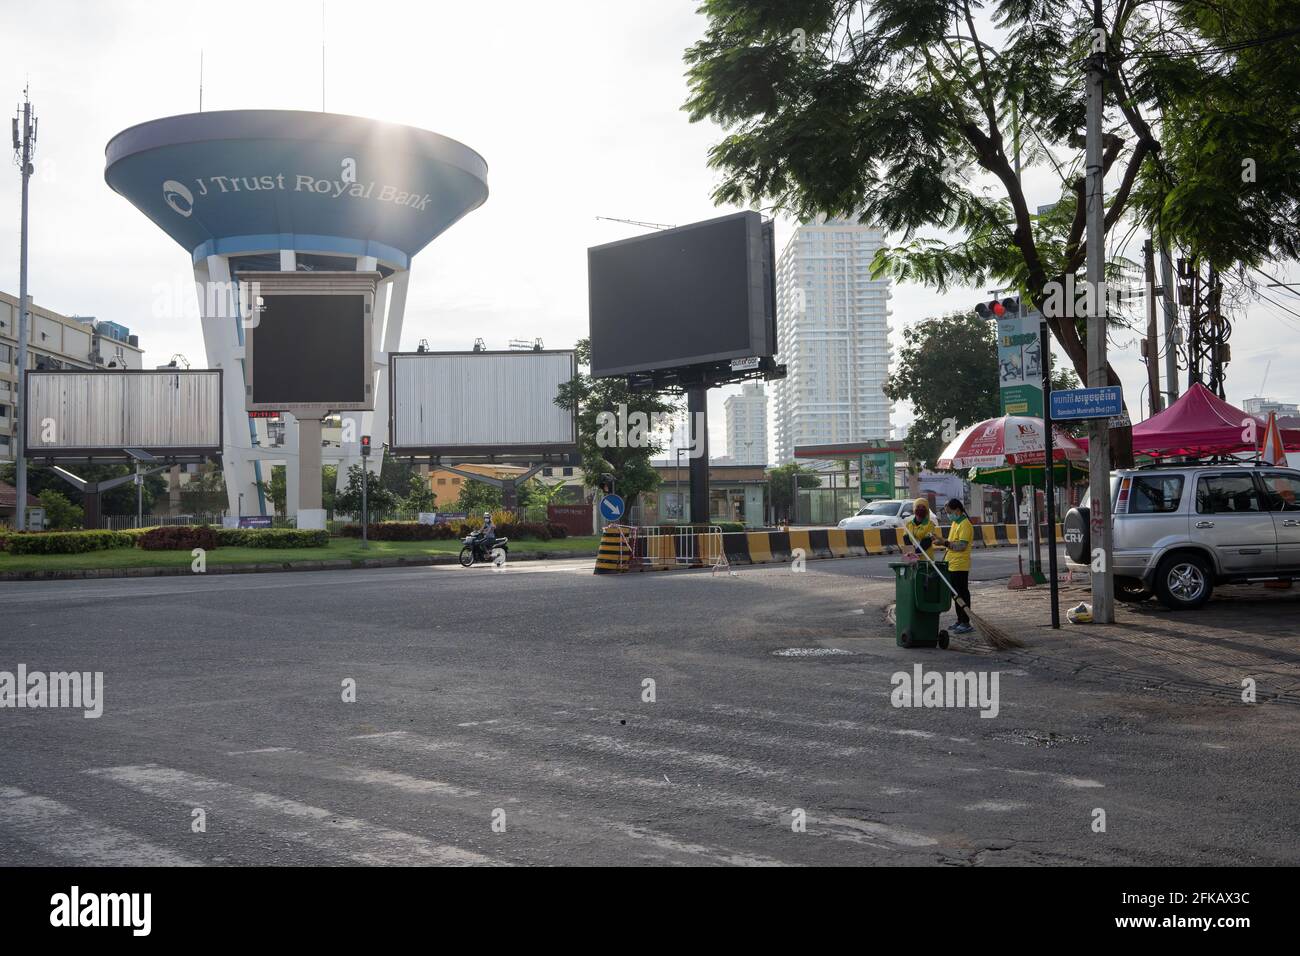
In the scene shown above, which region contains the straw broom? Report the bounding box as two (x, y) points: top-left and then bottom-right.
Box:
(898, 521), (1024, 650)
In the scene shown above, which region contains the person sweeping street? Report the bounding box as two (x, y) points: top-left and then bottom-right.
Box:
(936, 498), (975, 634)
(904, 497), (939, 559)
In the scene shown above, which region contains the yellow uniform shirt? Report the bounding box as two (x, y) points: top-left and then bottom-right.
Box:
(903, 516), (939, 557)
(944, 514), (975, 571)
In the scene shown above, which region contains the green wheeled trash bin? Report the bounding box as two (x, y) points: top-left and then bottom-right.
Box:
(889, 559), (952, 649)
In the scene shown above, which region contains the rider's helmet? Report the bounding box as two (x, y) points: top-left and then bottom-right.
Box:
(483, 512), (492, 522)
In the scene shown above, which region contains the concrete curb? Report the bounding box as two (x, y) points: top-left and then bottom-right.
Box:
(0, 550), (598, 582)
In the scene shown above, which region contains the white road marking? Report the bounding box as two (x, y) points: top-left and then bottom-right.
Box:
(237, 745), (782, 865)
(84, 764), (492, 866)
(353, 729), (941, 854)
(0, 785), (198, 866)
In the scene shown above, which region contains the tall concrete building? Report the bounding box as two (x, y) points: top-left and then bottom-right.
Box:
(772, 219), (892, 462)
(0, 291), (145, 463)
(724, 383), (768, 465)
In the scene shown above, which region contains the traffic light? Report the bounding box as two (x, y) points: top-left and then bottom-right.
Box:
(360, 435), (371, 458)
(975, 297), (1021, 319)
(598, 473), (614, 494)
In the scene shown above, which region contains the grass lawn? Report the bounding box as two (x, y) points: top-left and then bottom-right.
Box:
(0, 536), (600, 574)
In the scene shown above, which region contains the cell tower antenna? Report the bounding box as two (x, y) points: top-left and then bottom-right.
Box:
(12, 84), (36, 530)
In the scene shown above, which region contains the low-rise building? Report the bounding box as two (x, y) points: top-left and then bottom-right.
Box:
(0, 291), (145, 462)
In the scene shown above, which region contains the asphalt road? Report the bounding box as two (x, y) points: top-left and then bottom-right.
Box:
(0, 550), (1294, 867)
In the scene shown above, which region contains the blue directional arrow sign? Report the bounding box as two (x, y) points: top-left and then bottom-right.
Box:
(599, 494), (626, 522)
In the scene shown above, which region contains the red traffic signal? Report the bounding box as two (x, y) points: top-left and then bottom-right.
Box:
(975, 297), (1020, 319)
(360, 435), (372, 456)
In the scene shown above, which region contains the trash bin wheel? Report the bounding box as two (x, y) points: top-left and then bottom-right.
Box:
(938, 630), (950, 650)
(900, 630), (914, 649)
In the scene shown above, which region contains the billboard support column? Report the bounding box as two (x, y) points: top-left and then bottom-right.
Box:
(687, 386), (709, 526)
(295, 415), (325, 528)
(196, 255), (257, 518)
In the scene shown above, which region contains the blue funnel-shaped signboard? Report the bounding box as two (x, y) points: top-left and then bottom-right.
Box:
(105, 110), (489, 267)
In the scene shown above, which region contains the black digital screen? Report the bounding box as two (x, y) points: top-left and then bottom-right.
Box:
(587, 211), (774, 378)
(251, 294), (366, 405)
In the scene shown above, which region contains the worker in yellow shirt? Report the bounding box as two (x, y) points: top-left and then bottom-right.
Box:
(937, 498), (975, 633)
(902, 497), (939, 558)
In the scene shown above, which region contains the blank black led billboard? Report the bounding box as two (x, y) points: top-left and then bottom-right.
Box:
(250, 294), (366, 407)
(587, 211), (775, 378)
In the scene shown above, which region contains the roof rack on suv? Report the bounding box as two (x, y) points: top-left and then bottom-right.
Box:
(1132, 456), (1265, 469)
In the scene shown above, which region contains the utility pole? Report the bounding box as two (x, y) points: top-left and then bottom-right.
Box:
(1159, 240), (1180, 402)
(1144, 238), (1162, 416)
(12, 87), (36, 531)
(1085, 0), (1114, 623)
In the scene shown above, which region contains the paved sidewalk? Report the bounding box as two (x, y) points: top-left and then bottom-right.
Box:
(952, 579), (1300, 705)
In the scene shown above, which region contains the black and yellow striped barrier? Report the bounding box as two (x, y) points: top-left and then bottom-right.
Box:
(594, 523), (1064, 574)
(593, 526), (633, 574)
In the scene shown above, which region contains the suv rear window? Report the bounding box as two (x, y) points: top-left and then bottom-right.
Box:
(1128, 475), (1183, 513)
(1196, 474), (1262, 514)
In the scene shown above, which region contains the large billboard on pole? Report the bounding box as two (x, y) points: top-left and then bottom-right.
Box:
(587, 211), (776, 379)
(389, 350), (577, 458)
(24, 369), (222, 461)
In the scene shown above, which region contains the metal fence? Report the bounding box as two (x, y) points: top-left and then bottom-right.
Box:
(101, 513), (226, 530)
(626, 524), (728, 573)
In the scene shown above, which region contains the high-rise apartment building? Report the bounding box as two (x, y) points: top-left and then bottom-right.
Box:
(772, 220), (892, 462)
(723, 383), (768, 465)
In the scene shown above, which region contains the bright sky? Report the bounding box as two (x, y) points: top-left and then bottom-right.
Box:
(2, 0), (1297, 460)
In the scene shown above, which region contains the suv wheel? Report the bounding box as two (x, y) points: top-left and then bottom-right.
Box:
(1115, 576), (1153, 603)
(1153, 553), (1213, 610)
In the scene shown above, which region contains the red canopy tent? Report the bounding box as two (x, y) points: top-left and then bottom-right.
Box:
(1080, 383), (1300, 458)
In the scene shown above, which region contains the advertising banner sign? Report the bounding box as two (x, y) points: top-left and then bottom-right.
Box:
(997, 312), (1044, 416)
(859, 452), (895, 499)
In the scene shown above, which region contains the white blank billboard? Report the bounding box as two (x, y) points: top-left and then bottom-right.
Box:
(390, 351), (577, 456)
(25, 370), (222, 458)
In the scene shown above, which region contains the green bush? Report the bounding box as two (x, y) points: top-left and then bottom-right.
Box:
(338, 521), (452, 540)
(139, 525), (220, 551)
(4, 530), (135, 555)
(38, 489), (84, 530)
(215, 527), (329, 548)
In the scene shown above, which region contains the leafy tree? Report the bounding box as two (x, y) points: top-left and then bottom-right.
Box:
(335, 465), (399, 521)
(554, 338), (678, 510)
(255, 466), (287, 516)
(768, 461), (821, 521)
(322, 465), (337, 519)
(522, 478), (570, 509)
(401, 474), (437, 516)
(884, 311), (1083, 467)
(180, 467), (228, 515)
(684, 0), (1300, 467)
(38, 489), (83, 530)
(455, 476), (503, 514)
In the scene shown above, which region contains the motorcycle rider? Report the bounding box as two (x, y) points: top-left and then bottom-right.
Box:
(479, 512), (496, 557)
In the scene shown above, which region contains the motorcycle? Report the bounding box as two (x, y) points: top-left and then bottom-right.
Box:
(459, 531), (509, 567)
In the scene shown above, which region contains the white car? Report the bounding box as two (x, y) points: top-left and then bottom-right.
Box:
(837, 499), (915, 530)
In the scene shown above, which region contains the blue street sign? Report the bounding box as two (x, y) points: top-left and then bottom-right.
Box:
(1050, 386), (1124, 421)
(599, 494), (626, 522)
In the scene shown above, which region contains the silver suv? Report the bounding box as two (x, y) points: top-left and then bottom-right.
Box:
(1064, 464), (1300, 610)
